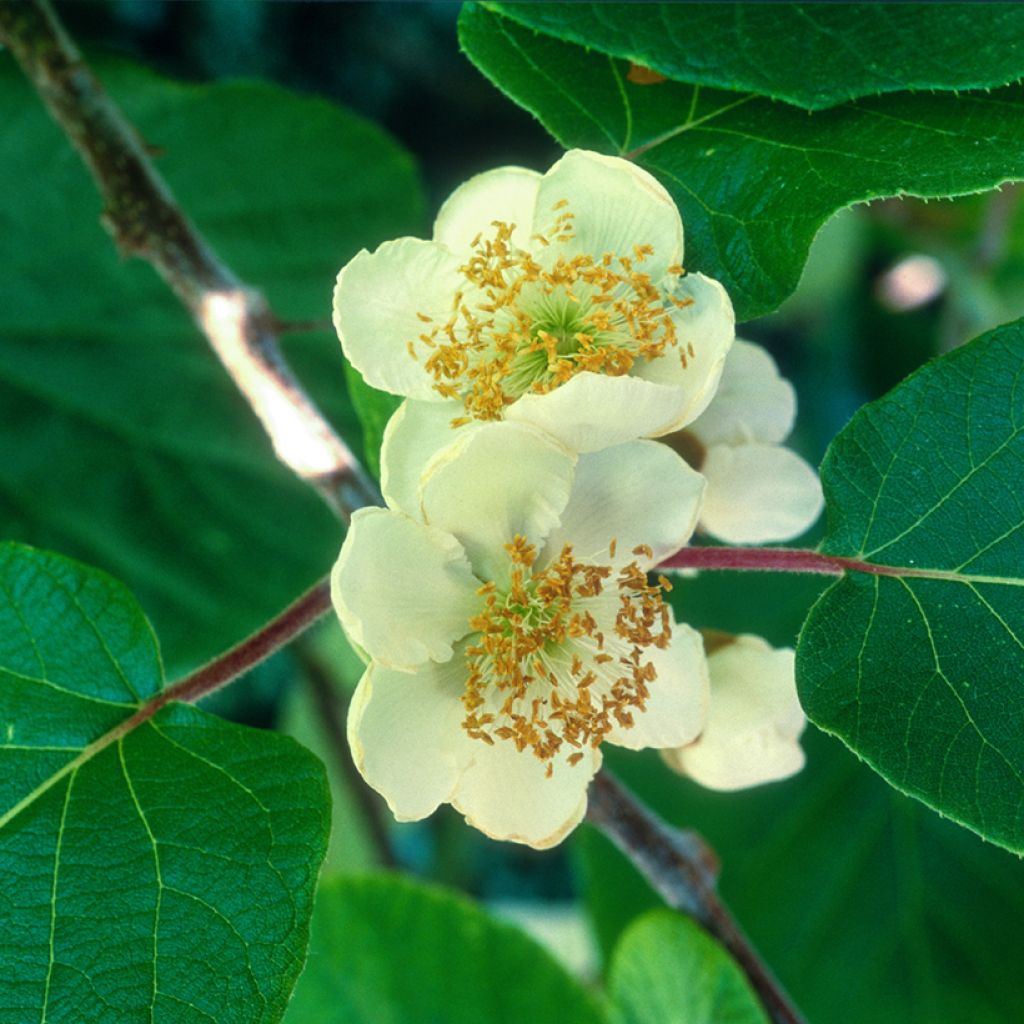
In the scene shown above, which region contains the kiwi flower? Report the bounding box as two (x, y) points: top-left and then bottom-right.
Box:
(334, 149), (734, 455)
(331, 422), (710, 848)
(670, 340), (824, 543)
(663, 634), (806, 791)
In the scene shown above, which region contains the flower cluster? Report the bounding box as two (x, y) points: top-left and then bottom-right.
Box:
(332, 150), (813, 848)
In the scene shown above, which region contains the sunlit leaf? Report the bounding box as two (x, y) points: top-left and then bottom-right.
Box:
(799, 317), (1024, 853)
(0, 542), (330, 1023)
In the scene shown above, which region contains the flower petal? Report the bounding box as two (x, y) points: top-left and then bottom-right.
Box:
(605, 621), (709, 750)
(535, 150), (682, 281)
(380, 398), (469, 516)
(699, 443), (824, 544)
(347, 658), (474, 821)
(433, 166), (542, 253)
(663, 635), (806, 791)
(687, 339), (796, 447)
(451, 743), (600, 849)
(331, 508), (481, 671)
(541, 440), (704, 566)
(334, 237), (464, 400)
(505, 372), (689, 453)
(633, 272), (735, 430)
(418, 422), (575, 581)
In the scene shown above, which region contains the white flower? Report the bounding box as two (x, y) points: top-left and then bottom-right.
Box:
(332, 421), (710, 848)
(334, 149), (734, 455)
(670, 339), (824, 543)
(662, 634), (806, 791)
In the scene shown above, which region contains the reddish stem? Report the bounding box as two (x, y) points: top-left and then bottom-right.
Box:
(116, 578), (332, 740)
(660, 545), (905, 577)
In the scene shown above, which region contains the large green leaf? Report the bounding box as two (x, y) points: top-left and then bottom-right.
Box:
(283, 874), (605, 1024)
(483, 3), (1024, 110)
(0, 56), (424, 670)
(798, 318), (1024, 854)
(0, 542), (330, 1023)
(577, 570), (1024, 1024)
(608, 910), (767, 1024)
(458, 5), (1024, 319)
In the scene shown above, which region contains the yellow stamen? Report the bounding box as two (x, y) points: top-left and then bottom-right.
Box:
(461, 535), (672, 769)
(409, 206), (686, 422)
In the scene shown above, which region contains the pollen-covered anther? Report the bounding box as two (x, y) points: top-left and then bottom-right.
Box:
(409, 206), (688, 423)
(461, 535), (672, 771)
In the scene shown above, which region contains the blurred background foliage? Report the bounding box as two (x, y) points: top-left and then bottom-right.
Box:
(6, 3), (1024, 1022)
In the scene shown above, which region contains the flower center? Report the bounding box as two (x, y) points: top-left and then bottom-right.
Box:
(411, 203), (694, 425)
(462, 535), (673, 773)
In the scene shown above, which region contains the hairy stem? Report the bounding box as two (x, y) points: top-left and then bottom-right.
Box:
(661, 546), (847, 575)
(661, 545), (994, 583)
(0, 0), (381, 520)
(587, 771), (807, 1024)
(162, 579), (333, 708)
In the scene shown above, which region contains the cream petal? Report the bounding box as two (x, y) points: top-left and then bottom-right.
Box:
(331, 508), (481, 671)
(663, 635), (806, 791)
(535, 150), (682, 281)
(347, 659), (475, 821)
(605, 622), (709, 750)
(334, 237), (464, 400)
(699, 443), (824, 544)
(687, 339), (796, 447)
(418, 422), (576, 581)
(633, 273), (735, 430)
(506, 372), (688, 453)
(380, 398), (471, 516)
(433, 166), (542, 253)
(541, 440), (704, 566)
(451, 742), (600, 849)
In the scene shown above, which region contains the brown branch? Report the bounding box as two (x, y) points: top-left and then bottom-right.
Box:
(587, 771), (807, 1024)
(0, 0), (381, 521)
(298, 645), (397, 869)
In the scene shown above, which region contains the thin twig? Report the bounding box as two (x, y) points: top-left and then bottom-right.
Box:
(298, 644), (397, 868)
(0, 0), (381, 521)
(587, 771), (807, 1024)
(165, 579), (333, 708)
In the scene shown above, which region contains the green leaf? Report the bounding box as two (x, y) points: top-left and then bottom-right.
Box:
(608, 910), (768, 1024)
(579, 570), (1024, 1024)
(0, 541), (330, 1023)
(283, 874), (605, 1024)
(0, 56), (425, 670)
(458, 5), (1024, 319)
(483, 3), (1024, 110)
(579, 734), (1024, 1024)
(798, 318), (1024, 854)
(342, 364), (401, 479)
